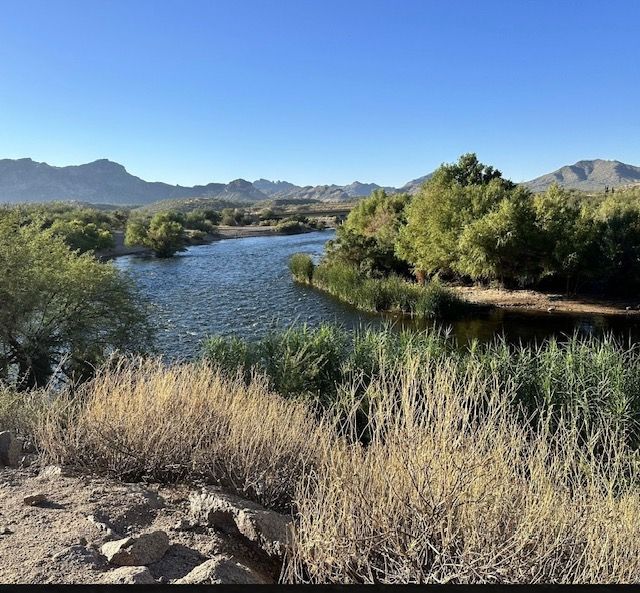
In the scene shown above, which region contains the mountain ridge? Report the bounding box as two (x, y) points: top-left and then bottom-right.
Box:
(0, 157), (638, 206)
(524, 159), (640, 192)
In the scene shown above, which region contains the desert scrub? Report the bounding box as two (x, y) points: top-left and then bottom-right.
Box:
(287, 358), (640, 583)
(0, 385), (48, 436)
(293, 258), (466, 319)
(36, 357), (333, 511)
(288, 253), (315, 283)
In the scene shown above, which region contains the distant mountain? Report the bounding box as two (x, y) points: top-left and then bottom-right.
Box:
(0, 158), (267, 205)
(15, 156), (637, 208)
(252, 179), (399, 201)
(252, 179), (299, 196)
(400, 173), (434, 195)
(524, 159), (640, 192)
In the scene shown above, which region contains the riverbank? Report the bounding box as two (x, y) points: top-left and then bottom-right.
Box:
(452, 285), (640, 316)
(99, 226), (326, 260)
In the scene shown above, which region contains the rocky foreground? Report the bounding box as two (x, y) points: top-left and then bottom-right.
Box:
(0, 431), (289, 584)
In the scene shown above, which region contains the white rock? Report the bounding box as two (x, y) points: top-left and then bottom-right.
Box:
(101, 531), (169, 566)
(189, 490), (291, 558)
(175, 555), (270, 584)
(101, 566), (156, 584)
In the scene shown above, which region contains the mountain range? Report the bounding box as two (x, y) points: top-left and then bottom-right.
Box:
(0, 157), (638, 206)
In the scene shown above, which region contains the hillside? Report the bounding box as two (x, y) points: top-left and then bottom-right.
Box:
(524, 159), (640, 192)
(0, 159), (266, 205)
(4, 156), (639, 208)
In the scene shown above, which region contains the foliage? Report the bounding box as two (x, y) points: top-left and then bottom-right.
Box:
(292, 257), (465, 319)
(395, 154), (640, 294)
(0, 214), (151, 389)
(288, 253), (315, 283)
(0, 203), (122, 253)
(125, 211), (185, 257)
(49, 219), (115, 252)
(327, 190), (410, 277)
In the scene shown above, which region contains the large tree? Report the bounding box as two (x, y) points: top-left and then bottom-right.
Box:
(0, 214), (151, 389)
(326, 190), (411, 276)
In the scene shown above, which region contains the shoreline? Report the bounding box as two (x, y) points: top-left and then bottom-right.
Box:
(98, 225), (333, 260)
(452, 285), (640, 316)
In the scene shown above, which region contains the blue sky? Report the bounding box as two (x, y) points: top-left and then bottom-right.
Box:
(1, 0), (638, 186)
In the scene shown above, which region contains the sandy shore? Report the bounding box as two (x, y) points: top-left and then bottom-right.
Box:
(453, 285), (640, 316)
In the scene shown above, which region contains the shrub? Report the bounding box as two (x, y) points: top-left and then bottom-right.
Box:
(308, 260), (466, 319)
(287, 358), (640, 583)
(37, 358), (332, 511)
(288, 253), (315, 283)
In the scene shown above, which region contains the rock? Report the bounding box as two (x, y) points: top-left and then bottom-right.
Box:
(189, 490), (291, 558)
(0, 525), (12, 535)
(86, 514), (116, 538)
(0, 431), (21, 467)
(38, 465), (66, 480)
(23, 493), (47, 506)
(175, 555), (270, 584)
(101, 566), (156, 584)
(101, 531), (169, 566)
(172, 518), (192, 531)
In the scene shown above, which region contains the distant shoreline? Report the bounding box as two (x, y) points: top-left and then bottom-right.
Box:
(98, 225), (333, 260)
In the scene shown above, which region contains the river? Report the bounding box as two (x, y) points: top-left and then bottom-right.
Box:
(115, 230), (640, 359)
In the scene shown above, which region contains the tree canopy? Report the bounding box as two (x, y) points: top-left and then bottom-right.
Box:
(0, 214), (151, 389)
(125, 211), (185, 257)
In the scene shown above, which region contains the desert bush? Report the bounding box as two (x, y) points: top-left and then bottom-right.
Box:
(36, 357), (331, 511)
(287, 357), (640, 583)
(0, 385), (48, 436)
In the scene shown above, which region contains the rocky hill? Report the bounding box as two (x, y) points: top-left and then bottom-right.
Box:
(0, 159), (267, 205)
(4, 156), (638, 207)
(524, 159), (640, 193)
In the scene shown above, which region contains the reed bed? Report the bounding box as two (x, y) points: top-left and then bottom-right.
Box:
(289, 254), (465, 318)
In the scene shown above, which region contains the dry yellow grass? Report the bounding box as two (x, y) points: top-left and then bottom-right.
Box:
(287, 358), (640, 583)
(36, 357), (332, 510)
(31, 354), (640, 582)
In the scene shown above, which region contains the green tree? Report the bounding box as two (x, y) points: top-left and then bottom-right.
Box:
(327, 190), (411, 277)
(456, 188), (544, 286)
(0, 215), (151, 389)
(125, 211), (185, 257)
(533, 184), (599, 293)
(49, 219), (115, 252)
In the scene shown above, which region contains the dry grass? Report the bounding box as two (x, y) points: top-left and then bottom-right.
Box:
(28, 351), (640, 582)
(287, 357), (640, 583)
(36, 357), (332, 511)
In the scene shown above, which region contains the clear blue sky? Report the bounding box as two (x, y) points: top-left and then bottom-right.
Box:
(1, 0), (638, 186)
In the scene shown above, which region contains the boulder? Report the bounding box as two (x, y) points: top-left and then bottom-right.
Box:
(101, 531), (169, 566)
(189, 490), (291, 558)
(0, 431), (21, 467)
(101, 566), (156, 584)
(175, 555), (270, 584)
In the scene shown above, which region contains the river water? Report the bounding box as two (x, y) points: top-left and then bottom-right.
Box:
(115, 230), (640, 359)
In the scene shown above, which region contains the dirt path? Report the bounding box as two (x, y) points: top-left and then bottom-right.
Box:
(452, 285), (640, 316)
